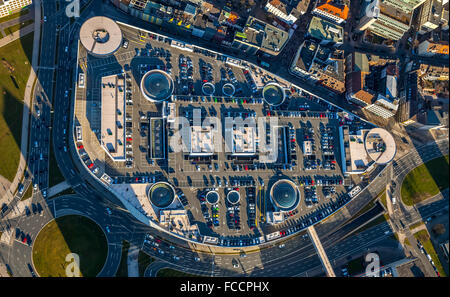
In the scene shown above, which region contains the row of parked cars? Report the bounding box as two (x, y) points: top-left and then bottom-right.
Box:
(179, 55), (195, 95)
(304, 186), (318, 206)
(226, 203), (241, 230)
(16, 228), (32, 246)
(287, 123), (297, 162)
(246, 187), (256, 229)
(320, 125), (336, 165)
(124, 88), (134, 168)
(77, 143), (99, 174)
(242, 69), (257, 94)
(197, 189), (215, 227)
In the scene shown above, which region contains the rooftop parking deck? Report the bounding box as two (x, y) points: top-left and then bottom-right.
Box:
(73, 21), (377, 241)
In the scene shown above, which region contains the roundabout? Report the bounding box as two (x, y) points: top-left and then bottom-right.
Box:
(32, 215), (108, 277)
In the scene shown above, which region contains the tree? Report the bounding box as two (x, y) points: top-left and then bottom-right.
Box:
(432, 224), (446, 236)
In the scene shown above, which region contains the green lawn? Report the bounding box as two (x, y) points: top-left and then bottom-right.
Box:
(414, 230), (447, 277)
(401, 155), (449, 206)
(32, 215), (108, 277)
(0, 32), (33, 182)
(138, 251), (154, 277)
(4, 19), (34, 35)
(157, 268), (200, 277)
(20, 183), (32, 201)
(49, 187), (75, 199)
(409, 221), (425, 231)
(352, 214), (387, 236)
(346, 256), (365, 276)
(404, 237), (410, 246)
(352, 196), (377, 219)
(115, 241), (130, 277)
(379, 192), (387, 209)
(0, 8), (30, 24)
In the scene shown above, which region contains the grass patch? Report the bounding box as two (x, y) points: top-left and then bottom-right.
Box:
(404, 237), (410, 246)
(353, 197), (377, 218)
(352, 214), (387, 236)
(32, 215), (108, 277)
(0, 8), (30, 24)
(20, 183), (32, 201)
(0, 32), (33, 182)
(115, 241), (130, 277)
(379, 192), (387, 209)
(49, 187), (75, 199)
(5, 19), (34, 35)
(401, 155), (449, 206)
(157, 268), (200, 277)
(409, 221), (425, 231)
(414, 230), (447, 277)
(346, 256), (365, 276)
(138, 250), (154, 277)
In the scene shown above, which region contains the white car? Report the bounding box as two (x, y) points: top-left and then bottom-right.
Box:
(43, 16), (47, 22)
(279, 243), (285, 248)
(194, 257), (200, 262)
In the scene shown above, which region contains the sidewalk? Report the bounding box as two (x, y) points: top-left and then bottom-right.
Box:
(47, 181), (71, 198)
(0, 0), (41, 206)
(127, 244), (139, 277)
(0, 24), (34, 48)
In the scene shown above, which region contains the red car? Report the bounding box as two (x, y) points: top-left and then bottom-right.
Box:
(77, 144), (84, 149)
(126, 137), (132, 142)
(88, 163), (94, 169)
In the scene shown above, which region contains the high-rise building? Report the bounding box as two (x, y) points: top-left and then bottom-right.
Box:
(382, 0), (427, 13)
(418, 0), (443, 34)
(357, 0), (412, 40)
(0, 0), (32, 18)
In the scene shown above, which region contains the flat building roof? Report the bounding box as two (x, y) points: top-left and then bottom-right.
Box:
(101, 75), (125, 161)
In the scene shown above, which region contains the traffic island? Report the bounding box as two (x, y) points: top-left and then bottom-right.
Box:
(32, 215), (107, 277)
(401, 155), (449, 206)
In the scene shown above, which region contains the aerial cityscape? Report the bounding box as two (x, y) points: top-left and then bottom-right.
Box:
(0, 0), (448, 281)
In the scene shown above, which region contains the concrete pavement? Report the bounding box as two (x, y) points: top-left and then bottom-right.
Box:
(47, 181), (71, 198)
(127, 244), (139, 277)
(307, 225), (335, 277)
(0, 24), (34, 48)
